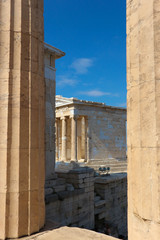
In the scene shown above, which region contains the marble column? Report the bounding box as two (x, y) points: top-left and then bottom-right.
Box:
(61, 116), (67, 161)
(0, 1), (45, 239)
(127, 0), (160, 239)
(85, 117), (89, 162)
(71, 116), (77, 161)
(55, 119), (59, 161)
(81, 116), (86, 160)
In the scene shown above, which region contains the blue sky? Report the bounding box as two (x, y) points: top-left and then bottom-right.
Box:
(44, 0), (126, 107)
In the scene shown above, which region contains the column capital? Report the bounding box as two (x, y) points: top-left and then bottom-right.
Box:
(60, 116), (67, 120)
(79, 115), (89, 120)
(69, 115), (79, 120)
(56, 117), (60, 122)
(84, 115), (89, 120)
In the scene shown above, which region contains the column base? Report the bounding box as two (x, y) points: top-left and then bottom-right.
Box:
(71, 159), (78, 162)
(61, 159), (67, 162)
(78, 159), (87, 163)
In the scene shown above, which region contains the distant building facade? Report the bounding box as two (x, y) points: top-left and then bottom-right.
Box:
(55, 96), (127, 165)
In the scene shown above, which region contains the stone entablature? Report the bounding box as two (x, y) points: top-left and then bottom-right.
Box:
(56, 96), (127, 165)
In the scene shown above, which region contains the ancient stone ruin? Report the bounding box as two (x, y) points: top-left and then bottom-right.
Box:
(55, 95), (127, 173)
(0, 0), (159, 239)
(0, 1), (45, 238)
(127, 0), (160, 239)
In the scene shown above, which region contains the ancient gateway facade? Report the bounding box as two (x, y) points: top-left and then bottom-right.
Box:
(0, 0), (160, 239)
(56, 96), (126, 164)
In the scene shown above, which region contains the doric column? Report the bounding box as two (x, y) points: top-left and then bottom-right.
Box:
(85, 117), (90, 162)
(61, 116), (67, 161)
(81, 116), (86, 160)
(0, 1), (45, 239)
(71, 116), (77, 161)
(127, 0), (160, 239)
(55, 118), (59, 161)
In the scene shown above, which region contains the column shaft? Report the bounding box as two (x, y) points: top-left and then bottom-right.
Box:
(55, 119), (59, 161)
(61, 117), (67, 161)
(127, 0), (160, 239)
(0, 1), (45, 239)
(81, 116), (86, 160)
(86, 118), (90, 162)
(71, 116), (77, 161)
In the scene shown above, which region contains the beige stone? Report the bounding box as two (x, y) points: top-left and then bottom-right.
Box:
(14, 226), (118, 240)
(55, 96), (127, 173)
(0, 0), (45, 238)
(44, 43), (65, 180)
(127, 0), (160, 239)
(71, 116), (78, 161)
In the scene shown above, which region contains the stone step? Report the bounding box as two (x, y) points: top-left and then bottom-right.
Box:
(87, 158), (127, 162)
(87, 165), (127, 168)
(98, 211), (106, 220)
(95, 200), (106, 208)
(87, 161), (127, 166)
(95, 206), (106, 215)
(94, 196), (101, 202)
(87, 162), (127, 166)
(89, 165), (127, 172)
(87, 164), (127, 167)
(89, 165), (127, 169)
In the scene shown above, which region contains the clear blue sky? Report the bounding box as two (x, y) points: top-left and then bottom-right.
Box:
(44, 0), (126, 107)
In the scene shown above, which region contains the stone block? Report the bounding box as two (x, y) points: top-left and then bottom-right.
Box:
(45, 194), (58, 204)
(73, 183), (85, 189)
(56, 178), (66, 185)
(45, 179), (57, 188)
(83, 177), (95, 183)
(94, 195), (101, 202)
(45, 188), (54, 196)
(53, 185), (66, 193)
(95, 200), (106, 208)
(67, 178), (83, 184)
(84, 186), (94, 193)
(95, 206), (106, 215)
(66, 184), (74, 192)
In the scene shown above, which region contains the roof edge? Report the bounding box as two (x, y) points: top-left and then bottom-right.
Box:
(44, 42), (65, 59)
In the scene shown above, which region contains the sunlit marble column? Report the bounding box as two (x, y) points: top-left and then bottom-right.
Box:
(55, 118), (59, 161)
(127, 0), (160, 239)
(85, 117), (90, 162)
(0, 0), (45, 239)
(71, 116), (78, 161)
(81, 116), (86, 160)
(61, 116), (67, 161)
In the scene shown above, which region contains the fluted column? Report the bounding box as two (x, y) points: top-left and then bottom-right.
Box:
(55, 119), (59, 161)
(71, 116), (77, 161)
(86, 117), (90, 162)
(61, 116), (67, 161)
(81, 116), (86, 160)
(0, 1), (45, 239)
(127, 0), (160, 239)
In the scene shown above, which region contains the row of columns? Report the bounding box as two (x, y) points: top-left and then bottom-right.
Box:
(56, 115), (88, 162)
